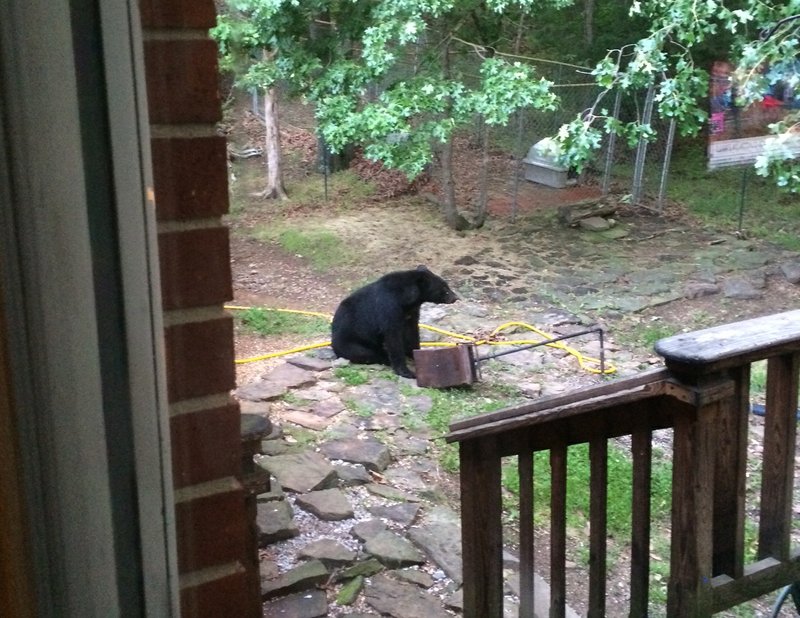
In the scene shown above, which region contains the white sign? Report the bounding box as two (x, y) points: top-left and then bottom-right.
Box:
(708, 134), (800, 170)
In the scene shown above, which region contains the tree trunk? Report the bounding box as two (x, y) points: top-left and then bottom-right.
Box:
(584, 0), (595, 48)
(472, 120), (488, 228)
(261, 86), (288, 200)
(439, 139), (469, 230)
(438, 38), (470, 231)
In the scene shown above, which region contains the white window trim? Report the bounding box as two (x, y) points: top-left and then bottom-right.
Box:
(0, 1), (178, 615)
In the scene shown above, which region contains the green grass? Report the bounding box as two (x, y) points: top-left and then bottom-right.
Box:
(418, 384), (520, 473)
(641, 139), (800, 251)
(284, 168), (377, 205)
(750, 360), (768, 400)
(333, 365), (372, 386)
(236, 306), (330, 337)
(254, 225), (352, 271)
(501, 442), (673, 537)
(617, 320), (678, 353)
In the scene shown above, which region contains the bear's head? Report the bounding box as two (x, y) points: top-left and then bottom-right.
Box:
(416, 265), (458, 304)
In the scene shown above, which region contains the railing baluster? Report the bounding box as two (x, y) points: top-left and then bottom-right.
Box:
(668, 404), (715, 616)
(588, 437), (608, 617)
(758, 352), (800, 561)
(713, 365), (750, 578)
(550, 444), (567, 618)
(446, 308), (800, 617)
(518, 451), (534, 618)
(460, 437), (504, 618)
(630, 427), (652, 616)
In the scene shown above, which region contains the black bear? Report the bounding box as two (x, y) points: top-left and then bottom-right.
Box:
(331, 265), (458, 378)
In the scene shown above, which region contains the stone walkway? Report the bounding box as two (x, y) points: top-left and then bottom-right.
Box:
(238, 317), (589, 618)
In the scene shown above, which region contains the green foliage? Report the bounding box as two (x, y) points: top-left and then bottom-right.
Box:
(236, 307), (330, 337)
(554, 0), (800, 193)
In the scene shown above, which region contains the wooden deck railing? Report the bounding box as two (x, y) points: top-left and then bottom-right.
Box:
(445, 309), (800, 617)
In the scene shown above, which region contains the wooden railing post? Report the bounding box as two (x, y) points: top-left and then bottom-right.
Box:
(667, 401), (716, 617)
(460, 437), (503, 618)
(758, 352), (800, 561)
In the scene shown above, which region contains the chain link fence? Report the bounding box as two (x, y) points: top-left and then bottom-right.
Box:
(253, 58), (681, 209)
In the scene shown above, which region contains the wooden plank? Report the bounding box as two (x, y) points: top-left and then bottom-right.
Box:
(447, 368), (670, 434)
(518, 451), (535, 618)
(712, 365), (749, 578)
(494, 396), (681, 459)
(630, 428), (652, 615)
(712, 552), (800, 613)
(667, 404), (715, 616)
(588, 438), (607, 617)
(655, 310), (800, 375)
(550, 445), (567, 618)
(447, 381), (667, 444)
(447, 375), (734, 446)
(758, 353), (800, 561)
(460, 438), (504, 618)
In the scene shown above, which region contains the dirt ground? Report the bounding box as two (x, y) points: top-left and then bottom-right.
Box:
(224, 98), (800, 616)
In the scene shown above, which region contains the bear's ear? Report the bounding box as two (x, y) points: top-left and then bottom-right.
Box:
(415, 265), (431, 273)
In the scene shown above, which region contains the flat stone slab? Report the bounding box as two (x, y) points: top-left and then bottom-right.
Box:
(364, 574), (451, 618)
(319, 437), (392, 472)
(262, 362), (318, 389)
(335, 558), (385, 582)
(723, 277), (763, 300)
(389, 568), (435, 588)
(334, 462), (372, 486)
(258, 450), (337, 493)
(408, 522), (463, 584)
(311, 397), (346, 418)
(236, 379), (286, 402)
(283, 409), (333, 431)
(367, 502), (421, 527)
(364, 530), (425, 568)
(365, 483), (420, 503)
(261, 559), (329, 600)
(781, 260), (800, 284)
(261, 589), (328, 618)
(295, 488), (354, 521)
(288, 355), (334, 372)
(351, 519), (387, 543)
(256, 499), (299, 546)
(298, 538), (357, 566)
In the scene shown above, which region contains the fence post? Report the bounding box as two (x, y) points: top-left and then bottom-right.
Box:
(631, 84), (655, 205)
(460, 437), (504, 618)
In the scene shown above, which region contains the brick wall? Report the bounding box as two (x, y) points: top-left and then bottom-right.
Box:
(139, 2), (260, 615)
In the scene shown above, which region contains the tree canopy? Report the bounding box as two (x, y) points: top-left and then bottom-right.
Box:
(214, 0), (800, 201)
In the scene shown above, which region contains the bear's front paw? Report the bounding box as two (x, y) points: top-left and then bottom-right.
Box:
(394, 366), (416, 379)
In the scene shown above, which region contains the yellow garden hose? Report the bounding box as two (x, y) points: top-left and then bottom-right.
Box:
(225, 305), (616, 374)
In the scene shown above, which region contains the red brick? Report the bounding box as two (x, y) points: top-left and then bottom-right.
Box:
(151, 136), (229, 221)
(144, 39), (221, 125)
(140, 0), (217, 29)
(164, 318), (236, 403)
(179, 569), (259, 618)
(170, 404), (241, 489)
(159, 227), (233, 310)
(175, 486), (248, 573)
